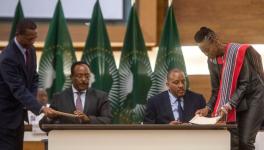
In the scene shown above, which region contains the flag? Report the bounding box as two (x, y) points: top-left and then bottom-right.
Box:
(119, 4), (152, 123)
(9, 0), (24, 42)
(81, 0), (119, 123)
(148, 4), (188, 97)
(38, 0), (76, 99)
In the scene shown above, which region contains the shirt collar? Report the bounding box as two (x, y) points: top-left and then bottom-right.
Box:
(168, 91), (178, 104)
(168, 90), (184, 103)
(14, 37), (27, 54)
(72, 85), (87, 94)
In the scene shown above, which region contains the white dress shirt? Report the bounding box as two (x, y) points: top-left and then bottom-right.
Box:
(72, 85), (87, 109)
(168, 91), (184, 121)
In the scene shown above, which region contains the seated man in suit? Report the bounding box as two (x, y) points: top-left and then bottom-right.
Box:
(40, 61), (112, 127)
(144, 68), (206, 124)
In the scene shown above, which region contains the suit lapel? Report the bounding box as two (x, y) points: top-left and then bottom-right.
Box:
(12, 41), (37, 85)
(183, 91), (191, 121)
(83, 88), (95, 114)
(12, 41), (28, 78)
(66, 88), (76, 113)
(164, 91), (175, 121)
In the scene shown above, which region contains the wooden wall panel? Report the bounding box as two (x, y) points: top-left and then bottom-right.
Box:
(173, 0), (264, 45)
(24, 141), (45, 150)
(1, 0), (264, 45)
(189, 75), (211, 101)
(157, 0), (168, 43)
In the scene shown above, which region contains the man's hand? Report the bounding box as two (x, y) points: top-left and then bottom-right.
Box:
(195, 107), (210, 117)
(41, 107), (58, 118)
(74, 110), (90, 123)
(169, 120), (182, 125)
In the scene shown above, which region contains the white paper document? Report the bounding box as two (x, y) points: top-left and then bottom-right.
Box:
(189, 115), (222, 125)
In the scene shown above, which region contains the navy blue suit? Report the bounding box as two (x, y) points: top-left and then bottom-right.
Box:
(144, 90), (206, 124)
(0, 39), (42, 150)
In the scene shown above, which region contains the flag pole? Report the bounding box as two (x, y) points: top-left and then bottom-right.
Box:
(168, 0), (173, 7)
(131, 0), (136, 6)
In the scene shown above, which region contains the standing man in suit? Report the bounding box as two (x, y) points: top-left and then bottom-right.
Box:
(40, 61), (112, 126)
(0, 19), (56, 150)
(194, 27), (264, 150)
(144, 68), (206, 124)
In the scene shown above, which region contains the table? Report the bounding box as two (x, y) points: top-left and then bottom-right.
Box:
(42, 124), (236, 150)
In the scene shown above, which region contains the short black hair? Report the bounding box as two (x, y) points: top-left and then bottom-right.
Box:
(194, 26), (216, 43)
(71, 61), (90, 75)
(167, 68), (185, 81)
(16, 19), (37, 35)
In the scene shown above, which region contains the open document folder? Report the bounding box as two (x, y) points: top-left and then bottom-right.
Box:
(189, 115), (222, 125)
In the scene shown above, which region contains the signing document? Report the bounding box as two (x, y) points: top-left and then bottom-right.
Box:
(189, 115), (221, 125)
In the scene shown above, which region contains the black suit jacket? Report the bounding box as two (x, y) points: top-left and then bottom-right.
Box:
(40, 87), (112, 126)
(144, 90), (206, 124)
(0, 40), (41, 129)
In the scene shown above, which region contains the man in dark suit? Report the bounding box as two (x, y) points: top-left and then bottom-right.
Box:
(0, 19), (56, 150)
(144, 68), (206, 124)
(40, 61), (112, 126)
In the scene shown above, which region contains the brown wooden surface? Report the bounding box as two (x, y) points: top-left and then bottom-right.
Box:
(1, 0), (263, 46)
(157, 0), (167, 44)
(24, 124), (32, 131)
(24, 125), (46, 150)
(0, 41), (156, 52)
(173, 0), (264, 44)
(189, 75), (211, 101)
(23, 141), (45, 150)
(41, 124), (237, 131)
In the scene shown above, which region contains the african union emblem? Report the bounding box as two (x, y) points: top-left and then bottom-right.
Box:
(38, 0), (76, 99)
(148, 47), (188, 98)
(148, 5), (188, 97)
(119, 51), (153, 123)
(81, 47), (120, 121)
(38, 45), (76, 98)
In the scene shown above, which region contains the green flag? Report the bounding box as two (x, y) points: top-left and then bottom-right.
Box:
(119, 5), (152, 124)
(38, 0), (76, 99)
(9, 0), (24, 42)
(149, 5), (188, 97)
(81, 1), (119, 123)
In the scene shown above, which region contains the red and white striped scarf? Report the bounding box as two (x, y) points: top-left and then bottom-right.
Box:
(212, 43), (264, 122)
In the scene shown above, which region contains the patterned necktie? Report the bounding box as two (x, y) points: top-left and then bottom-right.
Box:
(177, 98), (183, 122)
(75, 92), (83, 112)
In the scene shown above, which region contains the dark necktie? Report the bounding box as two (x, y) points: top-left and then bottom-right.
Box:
(177, 98), (183, 122)
(75, 92), (83, 112)
(25, 49), (31, 66)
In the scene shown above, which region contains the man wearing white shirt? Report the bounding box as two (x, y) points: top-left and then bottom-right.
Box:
(144, 68), (206, 124)
(40, 61), (112, 127)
